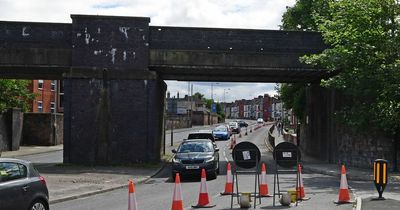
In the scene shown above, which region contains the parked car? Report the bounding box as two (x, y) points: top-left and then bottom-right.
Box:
(0, 158), (49, 210)
(257, 118), (264, 125)
(238, 120), (248, 128)
(213, 126), (230, 140)
(228, 121), (241, 134)
(187, 130), (215, 142)
(171, 139), (220, 180)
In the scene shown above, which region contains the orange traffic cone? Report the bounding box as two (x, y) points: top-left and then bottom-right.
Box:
(221, 163), (234, 195)
(259, 163), (271, 197)
(192, 169), (216, 208)
(296, 164), (306, 200)
(335, 165), (351, 204)
(171, 173), (184, 210)
(128, 180), (138, 210)
(230, 135), (236, 149)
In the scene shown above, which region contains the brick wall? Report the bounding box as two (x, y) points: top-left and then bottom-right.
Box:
(301, 85), (400, 170)
(0, 108), (23, 152)
(22, 113), (63, 146)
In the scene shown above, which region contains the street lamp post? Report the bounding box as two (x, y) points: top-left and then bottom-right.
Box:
(211, 82), (219, 101)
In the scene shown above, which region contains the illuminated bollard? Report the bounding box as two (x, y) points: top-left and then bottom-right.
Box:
(373, 159), (388, 200)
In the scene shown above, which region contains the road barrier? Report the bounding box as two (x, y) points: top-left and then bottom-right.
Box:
(335, 165), (351, 204)
(171, 173), (184, 210)
(221, 162), (234, 195)
(259, 163), (271, 197)
(373, 159), (388, 200)
(128, 180), (138, 210)
(192, 169), (216, 208)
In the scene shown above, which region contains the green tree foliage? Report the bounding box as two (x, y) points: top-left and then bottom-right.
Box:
(277, 84), (306, 120)
(0, 79), (36, 112)
(279, 0), (331, 119)
(281, 0), (331, 31)
(303, 0), (400, 134)
(192, 92), (204, 100)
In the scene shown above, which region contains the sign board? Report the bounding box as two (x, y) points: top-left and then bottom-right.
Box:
(177, 108), (187, 114)
(232, 141), (261, 169)
(211, 103), (217, 113)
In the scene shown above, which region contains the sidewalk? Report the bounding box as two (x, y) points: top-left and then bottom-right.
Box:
(271, 128), (400, 183)
(1, 145), (164, 204)
(271, 127), (400, 210)
(1, 145), (63, 158)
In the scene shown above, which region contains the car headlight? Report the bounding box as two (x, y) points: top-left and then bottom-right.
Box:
(172, 158), (181, 164)
(205, 157), (215, 163)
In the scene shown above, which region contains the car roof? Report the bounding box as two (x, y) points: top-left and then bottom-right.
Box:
(0, 158), (32, 165)
(189, 130), (213, 134)
(183, 139), (213, 143)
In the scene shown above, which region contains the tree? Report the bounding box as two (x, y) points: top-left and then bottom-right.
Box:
(279, 0), (331, 120)
(303, 0), (400, 132)
(0, 79), (36, 112)
(302, 0), (400, 170)
(281, 0), (331, 31)
(192, 92), (204, 100)
(276, 84), (307, 121)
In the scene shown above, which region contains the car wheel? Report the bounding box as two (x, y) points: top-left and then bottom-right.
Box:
(29, 199), (48, 210)
(208, 171), (217, 180)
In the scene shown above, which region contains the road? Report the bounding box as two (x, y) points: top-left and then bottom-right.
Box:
(48, 123), (354, 210)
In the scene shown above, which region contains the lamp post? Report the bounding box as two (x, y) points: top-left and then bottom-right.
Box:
(211, 82), (219, 101)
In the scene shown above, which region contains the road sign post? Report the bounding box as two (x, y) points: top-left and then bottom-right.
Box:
(373, 159), (388, 200)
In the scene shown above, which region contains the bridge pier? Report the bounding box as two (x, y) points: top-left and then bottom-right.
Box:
(63, 15), (166, 165)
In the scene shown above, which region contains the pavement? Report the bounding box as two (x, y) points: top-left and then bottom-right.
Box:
(1, 123), (400, 209)
(270, 127), (400, 210)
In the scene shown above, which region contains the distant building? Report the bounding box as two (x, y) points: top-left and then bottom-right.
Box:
(29, 80), (63, 113)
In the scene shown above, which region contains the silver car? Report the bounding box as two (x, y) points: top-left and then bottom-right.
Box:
(0, 158), (49, 210)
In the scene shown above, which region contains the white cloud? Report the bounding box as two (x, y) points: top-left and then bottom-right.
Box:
(0, 0), (296, 100)
(0, 0), (295, 29)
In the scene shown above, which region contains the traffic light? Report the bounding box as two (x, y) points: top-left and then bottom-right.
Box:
(373, 159), (388, 199)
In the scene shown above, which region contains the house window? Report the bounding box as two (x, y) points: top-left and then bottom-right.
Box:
(51, 102), (56, 113)
(51, 80), (56, 91)
(38, 101), (43, 113)
(38, 80), (44, 89)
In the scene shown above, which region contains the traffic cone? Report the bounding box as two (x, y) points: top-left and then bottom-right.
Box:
(171, 173), (184, 210)
(221, 163), (234, 195)
(296, 164), (309, 200)
(259, 163), (271, 197)
(192, 169), (216, 208)
(128, 180), (138, 210)
(335, 165), (351, 204)
(230, 135), (236, 149)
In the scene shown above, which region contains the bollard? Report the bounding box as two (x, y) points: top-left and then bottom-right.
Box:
(373, 159), (388, 200)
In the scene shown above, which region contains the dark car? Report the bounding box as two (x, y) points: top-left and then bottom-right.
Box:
(228, 121), (241, 134)
(171, 139), (220, 180)
(0, 158), (49, 210)
(187, 130), (215, 142)
(238, 120), (248, 128)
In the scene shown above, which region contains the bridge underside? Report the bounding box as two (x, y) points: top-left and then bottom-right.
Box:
(0, 15), (329, 164)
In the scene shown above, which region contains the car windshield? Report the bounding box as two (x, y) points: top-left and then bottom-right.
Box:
(228, 122), (237, 126)
(213, 127), (227, 132)
(177, 142), (213, 153)
(188, 133), (213, 140)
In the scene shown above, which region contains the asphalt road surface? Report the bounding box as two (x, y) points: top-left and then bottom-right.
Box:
(50, 124), (354, 210)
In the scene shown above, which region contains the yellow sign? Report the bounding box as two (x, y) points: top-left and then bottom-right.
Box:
(373, 159), (388, 199)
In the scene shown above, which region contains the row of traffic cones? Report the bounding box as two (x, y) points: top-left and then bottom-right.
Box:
(220, 163), (272, 197)
(172, 169), (215, 210)
(128, 163), (351, 209)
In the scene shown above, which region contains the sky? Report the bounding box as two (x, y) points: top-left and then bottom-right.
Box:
(0, 0), (296, 102)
